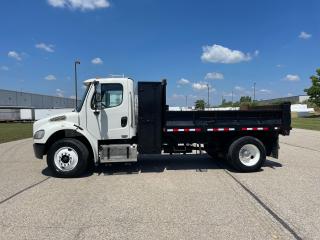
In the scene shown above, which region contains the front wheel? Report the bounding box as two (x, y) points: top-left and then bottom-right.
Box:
(47, 138), (89, 177)
(227, 136), (266, 172)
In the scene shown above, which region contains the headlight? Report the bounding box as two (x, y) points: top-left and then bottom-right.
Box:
(34, 130), (45, 139)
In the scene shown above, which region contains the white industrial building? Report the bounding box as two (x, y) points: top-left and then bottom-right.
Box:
(0, 89), (79, 121)
(258, 95), (310, 105)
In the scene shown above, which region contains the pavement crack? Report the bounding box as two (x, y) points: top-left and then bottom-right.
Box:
(222, 169), (303, 240)
(0, 177), (51, 205)
(280, 142), (320, 153)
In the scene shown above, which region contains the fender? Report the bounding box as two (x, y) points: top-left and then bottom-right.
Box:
(34, 120), (99, 163)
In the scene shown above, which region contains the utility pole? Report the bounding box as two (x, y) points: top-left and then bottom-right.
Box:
(74, 60), (80, 109)
(253, 82), (256, 102)
(231, 90), (234, 104)
(207, 83), (210, 108)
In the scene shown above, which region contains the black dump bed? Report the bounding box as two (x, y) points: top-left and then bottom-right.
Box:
(165, 103), (291, 135)
(137, 80), (291, 154)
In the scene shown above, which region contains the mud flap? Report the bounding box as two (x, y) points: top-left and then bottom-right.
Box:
(270, 137), (279, 159)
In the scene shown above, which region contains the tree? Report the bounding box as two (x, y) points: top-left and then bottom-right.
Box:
(304, 68), (320, 107)
(220, 99), (233, 107)
(239, 96), (252, 103)
(195, 99), (205, 110)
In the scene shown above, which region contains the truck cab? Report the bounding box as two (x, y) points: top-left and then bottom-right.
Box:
(80, 77), (136, 141)
(33, 77), (138, 176)
(33, 77), (291, 177)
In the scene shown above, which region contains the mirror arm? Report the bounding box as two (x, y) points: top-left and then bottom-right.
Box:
(94, 109), (100, 115)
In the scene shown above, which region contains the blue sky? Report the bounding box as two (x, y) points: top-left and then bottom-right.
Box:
(0, 0), (319, 106)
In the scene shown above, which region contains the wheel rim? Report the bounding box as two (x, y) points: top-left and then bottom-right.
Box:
(239, 144), (260, 167)
(54, 147), (79, 172)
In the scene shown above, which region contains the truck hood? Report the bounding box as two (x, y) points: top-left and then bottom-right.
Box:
(33, 112), (79, 134)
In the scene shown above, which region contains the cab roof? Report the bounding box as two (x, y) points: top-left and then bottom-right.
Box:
(83, 77), (133, 85)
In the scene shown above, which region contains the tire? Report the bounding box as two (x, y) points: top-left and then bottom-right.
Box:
(47, 138), (89, 177)
(227, 136), (266, 172)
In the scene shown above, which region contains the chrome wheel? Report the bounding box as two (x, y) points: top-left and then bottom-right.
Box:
(54, 147), (79, 172)
(239, 144), (260, 167)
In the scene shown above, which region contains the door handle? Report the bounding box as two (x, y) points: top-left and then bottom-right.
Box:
(121, 116), (128, 127)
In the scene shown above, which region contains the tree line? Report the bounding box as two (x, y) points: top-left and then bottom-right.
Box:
(194, 68), (320, 110)
(194, 96), (253, 110)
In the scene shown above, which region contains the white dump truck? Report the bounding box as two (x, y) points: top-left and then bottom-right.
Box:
(33, 77), (291, 177)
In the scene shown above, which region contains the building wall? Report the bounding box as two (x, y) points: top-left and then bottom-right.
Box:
(258, 95), (309, 105)
(0, 89), (79, 109)
(0, 109), (20, 121)
(298, 95), (310, 103)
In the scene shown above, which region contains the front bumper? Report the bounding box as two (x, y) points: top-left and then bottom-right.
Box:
(33, 143), (46, 159)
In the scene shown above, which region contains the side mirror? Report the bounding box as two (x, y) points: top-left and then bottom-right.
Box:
(93, 81), (102, 113)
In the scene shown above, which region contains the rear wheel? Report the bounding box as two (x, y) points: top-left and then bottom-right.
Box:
(47, 138), (89, 177)
(227, 136), (266, 172)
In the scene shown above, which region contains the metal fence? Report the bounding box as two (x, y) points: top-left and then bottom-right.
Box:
(0, 89), (80, 109)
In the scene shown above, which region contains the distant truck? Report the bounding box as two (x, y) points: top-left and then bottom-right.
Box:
(33, 77), (291, 177)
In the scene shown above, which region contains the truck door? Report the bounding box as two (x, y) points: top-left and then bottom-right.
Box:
(86, 81), (130, 140)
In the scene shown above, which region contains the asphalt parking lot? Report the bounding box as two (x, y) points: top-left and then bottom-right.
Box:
(0, 128), (319, 240)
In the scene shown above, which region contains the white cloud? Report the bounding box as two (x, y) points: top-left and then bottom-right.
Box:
(8, 51), (22, 61)
(276, 64), (284, 68)
(201, 44), (254, 64)
(284, 74), (300, 82)
(56, 88), (64, 97)
(192, 82), (208, 91)
(48, 0), (65, 7)
(1, 66), (9, 71)
(47, 0), (110, 11)
(188, 94), (198, 99)
(259, 89), (271, 94)
(70, 95), (76, 99)
(254, 50), (259, 56)
(299, 31), (312, 39)
(192, 82), (216, 92)
(234, 86), (245, 91)
(172, 93), (184, 99)
(35, 43), (55, 52)
(222, 91), (234, 97)
(233, 86), (252, 95)
(45, 74), (56, 81)
(91, 57), (103, 65)
(205, 72), (224, 80)
(178, 78), (190, 85)
(287, 93), (293, 97)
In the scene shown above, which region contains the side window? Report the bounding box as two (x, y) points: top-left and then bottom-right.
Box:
(101, 84), (123, 108)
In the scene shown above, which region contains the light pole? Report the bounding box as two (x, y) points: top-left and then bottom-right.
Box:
(253, 82), (256, 102)
(74, 60), (80, 109)
(185, 95), (188, 108)
(207, 83), (210, 108)
(231, 90), (234, 104)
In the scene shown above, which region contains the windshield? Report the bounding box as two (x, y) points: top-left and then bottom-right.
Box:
(76, 84), (90, 112)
